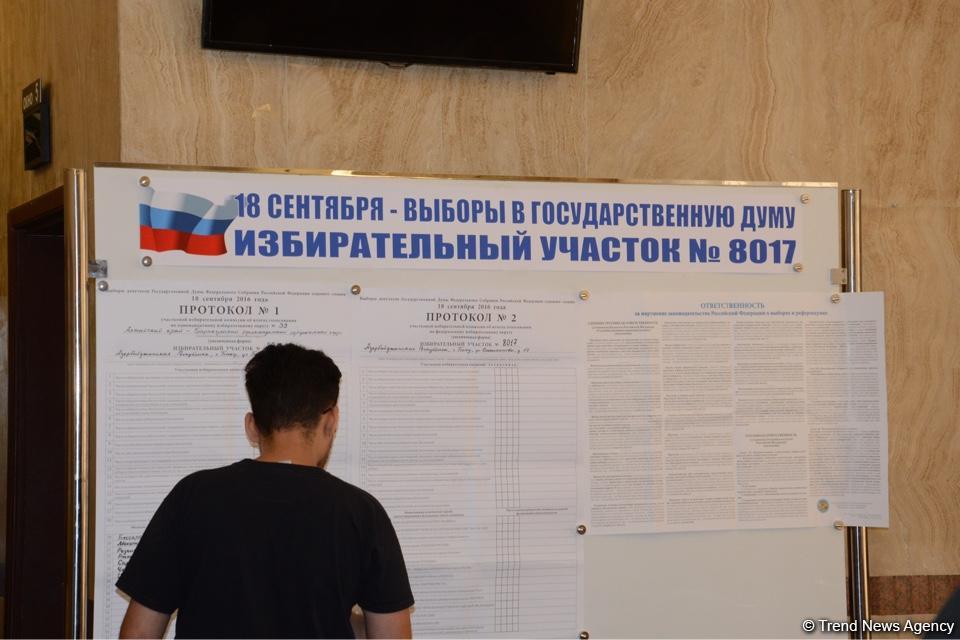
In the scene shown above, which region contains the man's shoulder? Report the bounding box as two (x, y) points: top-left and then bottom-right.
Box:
(327, 473), (383, 509)
(314, 472), (397, 529)
(180, 460), (384, 506)
(319, 470), (387, 512)
(158, 462), (244, 505)
(166, 461), (390, 525)
(174, 460), (245, 487)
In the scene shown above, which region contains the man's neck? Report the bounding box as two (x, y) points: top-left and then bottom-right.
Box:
(256, 429), (331, 468)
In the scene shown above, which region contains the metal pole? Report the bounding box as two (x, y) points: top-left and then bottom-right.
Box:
(843, 189), (862, 292)
(841, 188), (869, 637)
(64, 168), (90, 639)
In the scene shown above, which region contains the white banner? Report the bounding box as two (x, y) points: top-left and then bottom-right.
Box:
(95, 167), (825, 273)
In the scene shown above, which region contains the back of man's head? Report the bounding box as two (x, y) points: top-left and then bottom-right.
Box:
(244, 343), (342, 436)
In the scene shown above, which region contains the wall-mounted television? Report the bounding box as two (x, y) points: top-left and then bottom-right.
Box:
(201, 0), (584, 74)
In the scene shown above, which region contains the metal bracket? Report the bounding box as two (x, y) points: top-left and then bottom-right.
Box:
(830, 268), (848, 286)
(88, 259), (108, 279)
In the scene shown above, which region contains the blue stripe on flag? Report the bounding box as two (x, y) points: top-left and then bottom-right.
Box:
(139, 204), (233, 236)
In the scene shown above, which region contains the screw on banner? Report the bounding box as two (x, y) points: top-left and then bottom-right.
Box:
(350, 284), (362, 295)
(578, 290), (590, 301)
(830, 293), (841, 304)
(834, 521), (845, 530)
(576, 524), (587, 535)
(141, 256), (153, 267)
(817, 499), (830, 513)
(800, 194), (810, 204)
(792, 263), (804, 273)
(139, 176), (151, 187)
(97, 280), (109, 292)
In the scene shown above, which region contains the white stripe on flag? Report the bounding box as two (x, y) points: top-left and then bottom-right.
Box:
(146, 189), (214, 217)
(207, 196), (239, 221)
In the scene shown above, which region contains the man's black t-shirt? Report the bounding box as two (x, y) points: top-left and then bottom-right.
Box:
(117, 459), (414, 638)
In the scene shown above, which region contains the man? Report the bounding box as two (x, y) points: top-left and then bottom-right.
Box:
(117, 343), (414, 638)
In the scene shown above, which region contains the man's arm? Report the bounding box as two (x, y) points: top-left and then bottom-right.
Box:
(363, 607), (412, 639)
(119, 599), (172, 639)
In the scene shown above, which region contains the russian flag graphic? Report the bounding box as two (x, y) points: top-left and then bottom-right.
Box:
(139, 189), (238, 255)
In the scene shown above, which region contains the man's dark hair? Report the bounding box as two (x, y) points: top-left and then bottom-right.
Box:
(244, 343), (342, 436)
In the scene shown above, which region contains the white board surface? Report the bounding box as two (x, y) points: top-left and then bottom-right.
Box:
(92, 165), (847, 638)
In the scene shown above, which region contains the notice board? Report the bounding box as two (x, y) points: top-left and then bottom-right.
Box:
(90, 164), (868, 638)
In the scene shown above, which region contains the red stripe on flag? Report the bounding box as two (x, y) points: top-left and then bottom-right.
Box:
(150, 228), (191, 252)
(139, 225), (157, 251)
(139, 226), (227, 256)
(185, 233), (227, 256)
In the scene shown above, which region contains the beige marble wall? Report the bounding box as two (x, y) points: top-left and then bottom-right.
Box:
(115, 0), (960, 585)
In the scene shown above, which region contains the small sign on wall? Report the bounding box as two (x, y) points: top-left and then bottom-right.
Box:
(22, 79), (51, 170)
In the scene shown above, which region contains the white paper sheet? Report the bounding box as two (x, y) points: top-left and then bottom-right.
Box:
(353, 291), (581, 637)
(93, 284), (355, 637)
(580, 291), (888, 535)
(93, 283), (582, 639)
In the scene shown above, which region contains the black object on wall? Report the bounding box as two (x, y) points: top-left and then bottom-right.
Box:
(202, 0), (584, 73)
(22, 80), (52, 170)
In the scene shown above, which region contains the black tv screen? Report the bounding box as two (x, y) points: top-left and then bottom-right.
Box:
(202, 0), (584, 73)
